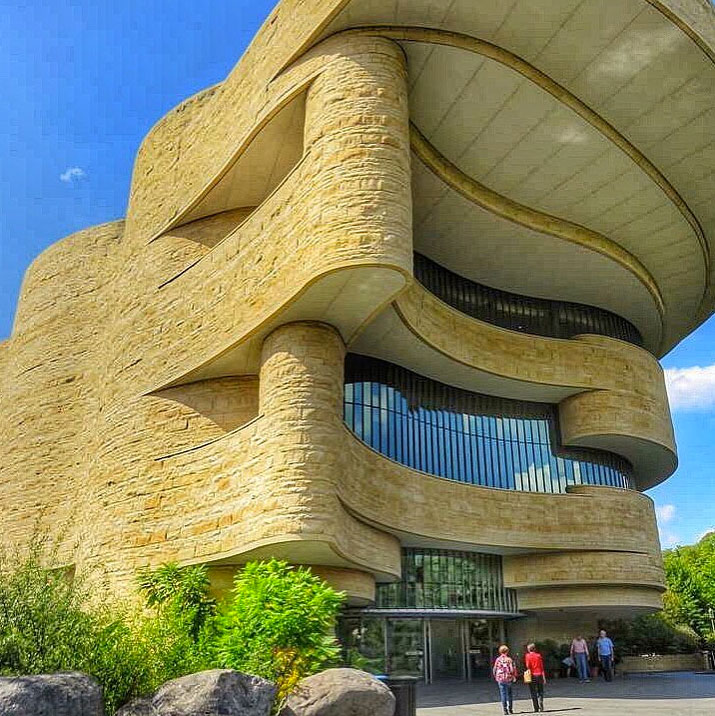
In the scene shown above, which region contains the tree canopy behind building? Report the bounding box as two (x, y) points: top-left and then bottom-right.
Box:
(663, 531), (715, 645)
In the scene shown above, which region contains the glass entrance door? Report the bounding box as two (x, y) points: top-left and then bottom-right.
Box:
(429, 619), (464, 680)
(339, 614), (507, 682)
(386, 619), (425, 678)
(467, 619), (492, 678)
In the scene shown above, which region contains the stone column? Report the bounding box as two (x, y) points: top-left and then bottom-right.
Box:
(302, 35), (412, 272)
(259, 320), (345, 541)
(260, 321), (393, 601)
(260, 320), (345, 444)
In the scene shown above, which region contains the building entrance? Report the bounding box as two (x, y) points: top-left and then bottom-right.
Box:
(340, 615), (505, 683)
(430, 619), (462, 679)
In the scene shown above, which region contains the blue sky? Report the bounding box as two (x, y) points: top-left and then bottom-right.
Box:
(1, 1), (713, 548)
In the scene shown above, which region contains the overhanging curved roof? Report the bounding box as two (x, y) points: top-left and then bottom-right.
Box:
(127, 0), (715, 357)
(311, 0), (715, 355)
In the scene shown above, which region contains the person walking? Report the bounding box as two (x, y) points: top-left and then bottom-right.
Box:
(524, 643), (546, 712)
(596, 629), (615, 681)
(493, 645), (518, 715)
(570, 634), (591, 682)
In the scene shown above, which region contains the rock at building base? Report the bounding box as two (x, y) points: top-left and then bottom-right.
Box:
(0, 672), (104, 716)
(116, 669), (276, 716)
(280, 668), (395, 716)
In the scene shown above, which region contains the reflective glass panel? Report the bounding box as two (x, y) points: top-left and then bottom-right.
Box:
(376, 548), (518, 612)
(345, 354), (633, 493)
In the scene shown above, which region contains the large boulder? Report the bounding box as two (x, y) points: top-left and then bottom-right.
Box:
(0, 672), (103, 716)
(280, 668), (395, 716)
(116, 669), (276, 716)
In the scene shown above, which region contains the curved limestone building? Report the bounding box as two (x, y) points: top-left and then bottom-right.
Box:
(2, 0), (714, 680)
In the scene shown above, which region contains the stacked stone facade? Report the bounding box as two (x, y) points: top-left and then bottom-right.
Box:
(3, 0), (714, 651)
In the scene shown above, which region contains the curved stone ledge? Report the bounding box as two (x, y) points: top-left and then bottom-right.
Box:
(503, 551), (664, 591)
(348, 24), (708, 286)
(378, 283), (676, 489)
(90, 410), (401, 591)
(515, 585), (664, 612)
(125, 21), (402, 244)
(340, 432), (662, 562)
(102, 36), (412, 404)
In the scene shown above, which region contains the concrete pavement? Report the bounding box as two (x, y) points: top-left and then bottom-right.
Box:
(416, 672), (715, 716)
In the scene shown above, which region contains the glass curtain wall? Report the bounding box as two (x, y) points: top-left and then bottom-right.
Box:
(414, 252), (643, 346)
(338, 615), (503, 682)
(344, 354), (633, 493)
(376, 548), (518, 613)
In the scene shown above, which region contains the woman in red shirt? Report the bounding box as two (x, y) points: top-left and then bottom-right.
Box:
(524, 643), (546, 712)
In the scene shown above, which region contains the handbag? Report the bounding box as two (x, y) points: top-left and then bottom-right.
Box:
(523, 669), (532, 684)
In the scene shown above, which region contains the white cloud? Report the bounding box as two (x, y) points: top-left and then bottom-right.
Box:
(514, 461), (581, 493)
(660, 531), (681, 549)
(59, 166), (86, 183)
(664, 364), (715, 412)
(656, 504), (676, 524)
(697, 528), (715, 542)
(655, 504), (680, 548)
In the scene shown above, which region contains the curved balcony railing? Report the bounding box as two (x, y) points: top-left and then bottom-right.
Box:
(344, 354), (634, 494)
(414, 252), (643, 346)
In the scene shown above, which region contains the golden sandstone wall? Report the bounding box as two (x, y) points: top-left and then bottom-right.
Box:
(0, 35), (413, 594)
(0, 4), (686, 625)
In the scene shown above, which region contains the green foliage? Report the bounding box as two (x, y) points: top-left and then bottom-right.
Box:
(79, 606), (208, 714)
(214, 559), (345, 704)
(137, 562), (216, 641)
(0, 541), (209, 715)
(534, 639), (570, 675)
(599, 613), (699, 656)
(0, 545), (345, 714)
(342, 646), (384, 675)
(0, 540), (94, 676)
(662, 531), (715, 644)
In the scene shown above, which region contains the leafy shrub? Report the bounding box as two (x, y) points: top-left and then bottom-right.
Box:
(137, 562), (216, 642)
(599, 613), (699, 656)
(214, 559), (345, 706)
(0, 541), (94, 676)
(0, 541), (208, 714)
(0, 545), (344, 713)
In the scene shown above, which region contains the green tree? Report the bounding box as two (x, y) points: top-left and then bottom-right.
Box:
(599, 613), (699, 656)
(215, 559), (345, 706)
(662, 531), (715, 644)
(137, 562), (216, 640)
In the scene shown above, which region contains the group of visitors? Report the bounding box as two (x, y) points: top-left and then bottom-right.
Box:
(491, 630), (616, 715)
(569, 630), (615, 683)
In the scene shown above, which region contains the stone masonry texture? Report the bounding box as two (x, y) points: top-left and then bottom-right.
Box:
(2, 0), (709, 631)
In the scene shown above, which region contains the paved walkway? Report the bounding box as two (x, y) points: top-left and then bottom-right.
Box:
(416, 672), (715, 716)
